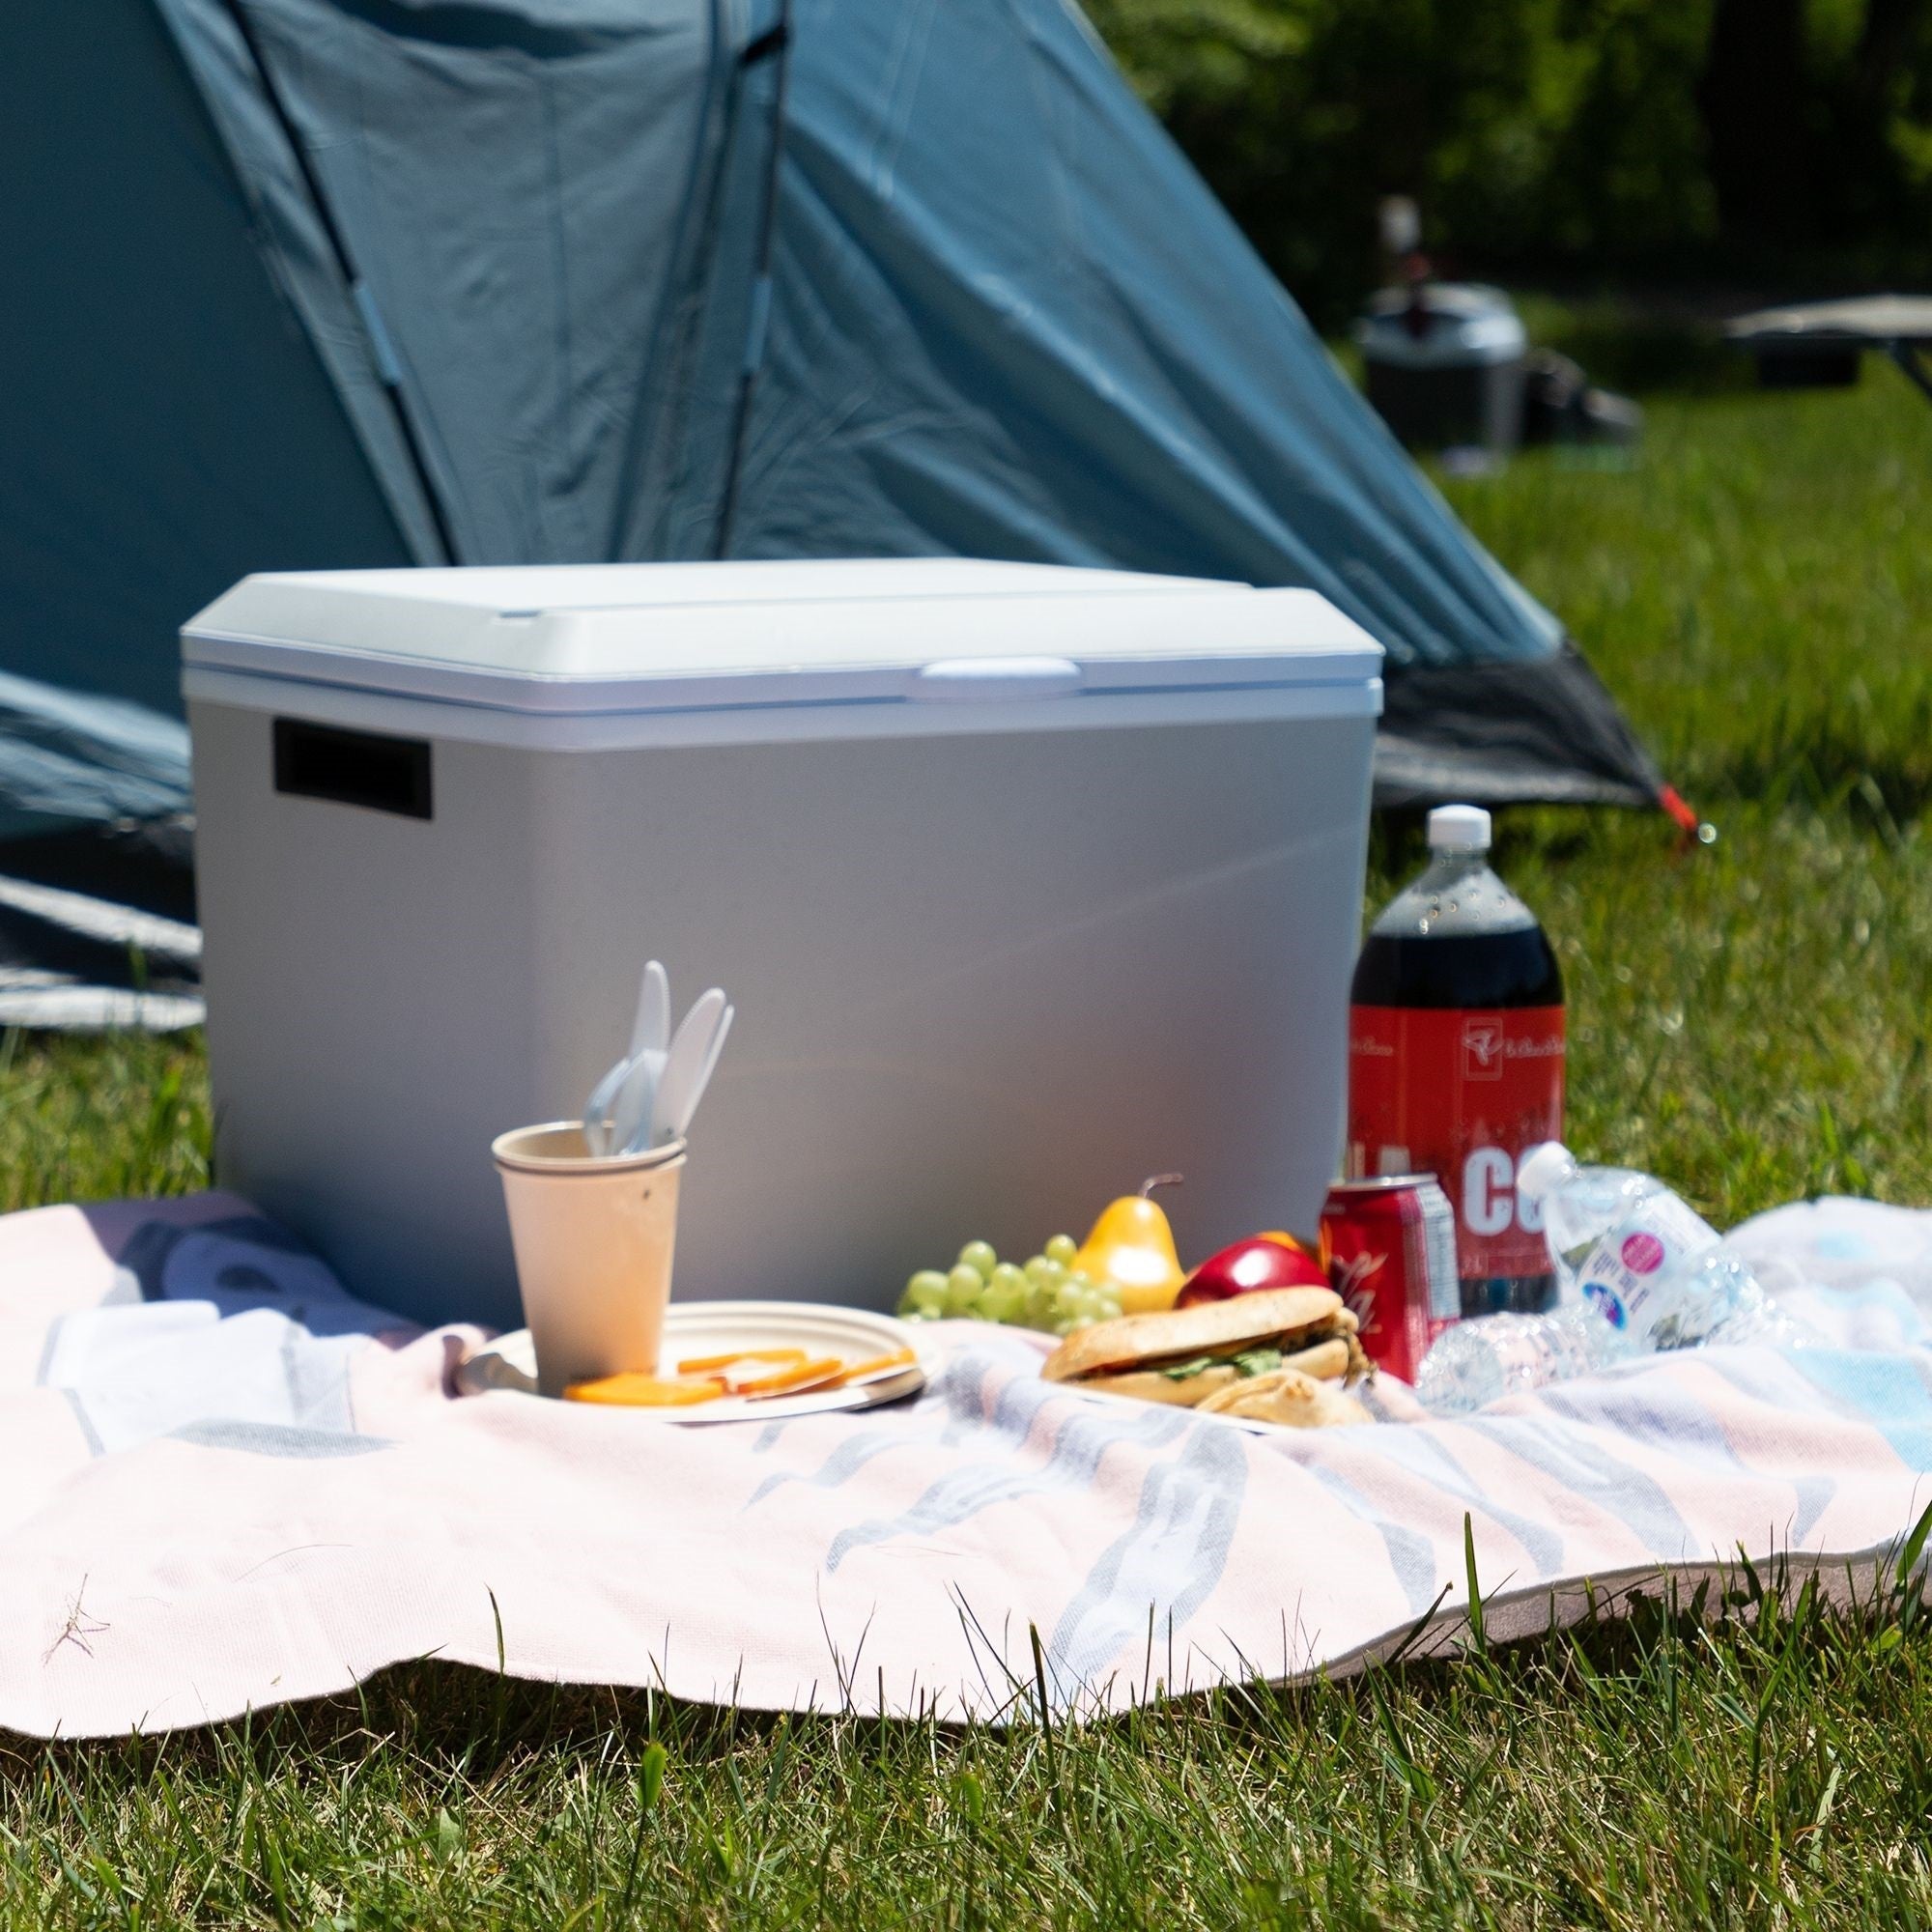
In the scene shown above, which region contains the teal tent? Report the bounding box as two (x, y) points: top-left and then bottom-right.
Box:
(0, 0), (1665, 1021)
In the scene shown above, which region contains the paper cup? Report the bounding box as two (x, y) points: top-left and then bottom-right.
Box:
(492, 1122), (687, 1398)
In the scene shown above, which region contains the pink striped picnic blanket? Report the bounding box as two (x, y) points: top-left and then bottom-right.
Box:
(3, 1189), (1930, 1738)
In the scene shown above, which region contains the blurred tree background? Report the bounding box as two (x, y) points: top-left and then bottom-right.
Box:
(1083, 0), (1932, 328)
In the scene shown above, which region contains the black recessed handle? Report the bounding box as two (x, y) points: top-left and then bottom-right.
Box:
(272, 718), (433, 821)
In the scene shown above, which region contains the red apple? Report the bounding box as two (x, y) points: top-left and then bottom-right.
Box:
(1175, 1234), (1331, 1306)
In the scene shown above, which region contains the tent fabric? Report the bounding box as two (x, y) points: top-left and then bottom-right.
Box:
(0, 0), (1663, 1022)
(0, 0), (412, 843)
(1377, 643), (1663, 810)
(731, 0), (1566, 659)
(156, 0), (734, 569)
(0, 820), (203, 1031)
(0, 673), (193, 831)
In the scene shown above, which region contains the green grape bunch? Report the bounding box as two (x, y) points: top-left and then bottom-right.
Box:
(897, 1236), (1124, 1334)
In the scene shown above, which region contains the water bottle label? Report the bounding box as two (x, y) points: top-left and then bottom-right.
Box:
(1348, 1004), (1565, 1284)
(1577, 1196), (1719, 1338)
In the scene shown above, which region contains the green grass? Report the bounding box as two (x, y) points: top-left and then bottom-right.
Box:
(7, 349), (1932, 1926)
(1440, 360), (1932, 1226)
(11, 1557), (1932, 1928)
(0, 1029), (209, 1215)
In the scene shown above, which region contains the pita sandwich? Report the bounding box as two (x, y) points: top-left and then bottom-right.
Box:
(1197, 1366), (1368, 1428)
(1039, 1287), (1370, 1424)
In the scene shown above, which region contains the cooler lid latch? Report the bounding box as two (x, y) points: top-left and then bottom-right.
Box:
(910, 657), (1084, 704)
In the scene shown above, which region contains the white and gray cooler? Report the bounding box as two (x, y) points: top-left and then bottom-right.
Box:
(183, 560), (1382, 1328)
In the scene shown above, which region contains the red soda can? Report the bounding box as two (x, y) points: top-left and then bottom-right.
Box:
(1320, 1175), (1461, 1383)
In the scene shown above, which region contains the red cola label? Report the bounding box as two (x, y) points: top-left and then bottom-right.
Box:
(1346, 1005), (1565, 1282)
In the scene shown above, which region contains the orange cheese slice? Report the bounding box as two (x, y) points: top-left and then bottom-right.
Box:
(564, 1373), (727, 1406)
(730, 1355), (846, 1396)
(829, 1347), (917, 1387)
(675, 1348), (809, 1376)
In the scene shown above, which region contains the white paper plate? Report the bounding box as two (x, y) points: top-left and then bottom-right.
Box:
(457, 1300), (927, 1423)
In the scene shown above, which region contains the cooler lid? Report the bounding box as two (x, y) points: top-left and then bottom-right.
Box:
(183, 559), (1380, 721)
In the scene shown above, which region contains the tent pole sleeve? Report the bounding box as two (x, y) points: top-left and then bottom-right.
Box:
(712, 1), (794, 561)
(215, 0), (461, 566)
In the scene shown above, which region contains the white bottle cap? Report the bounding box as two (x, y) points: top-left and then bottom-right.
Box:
(1515, 1141), (1577, 1203)
(1428, 804), (1492, 850)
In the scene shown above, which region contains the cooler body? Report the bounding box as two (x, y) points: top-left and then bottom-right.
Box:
(185, 561), (1382, 1328)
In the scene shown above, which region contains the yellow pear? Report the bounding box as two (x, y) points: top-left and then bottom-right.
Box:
(1073, 1176), (1186, 1314)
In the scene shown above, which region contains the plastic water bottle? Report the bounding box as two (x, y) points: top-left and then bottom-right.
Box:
(1413, 1301), (1629, 1412)
(1415, 1142), (1804, 1413)
(1516, 1142), (1779, 1348)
